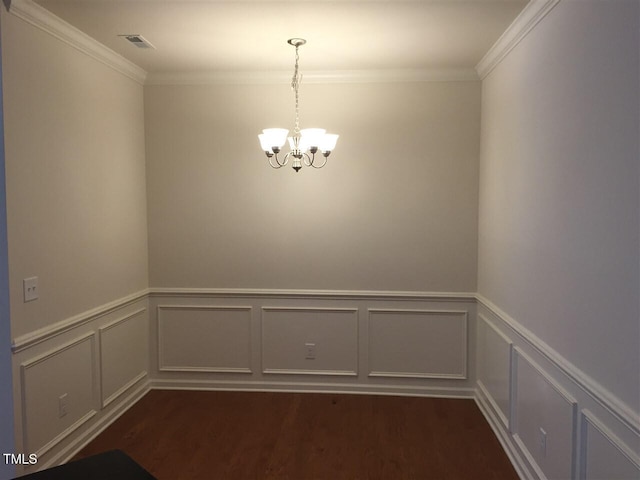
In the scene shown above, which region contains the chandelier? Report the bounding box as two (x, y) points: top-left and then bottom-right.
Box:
(258, 38), (339, 172)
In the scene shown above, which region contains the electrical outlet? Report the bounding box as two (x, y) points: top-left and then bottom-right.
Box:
(538, 427), (547, 457)
(23, 277), (39, 302)
(58, 393), (68, 418)
(305, 342), (316, 359)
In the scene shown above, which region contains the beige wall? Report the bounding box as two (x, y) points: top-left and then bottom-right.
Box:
(1, 8), (149, 338)
(145, 81), (480, 292)
(477, 0), (639, 412)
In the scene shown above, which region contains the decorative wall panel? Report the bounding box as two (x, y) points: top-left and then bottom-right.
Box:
(99, 308), (148, 407)
(368, 309), (467, 379)
(513, 348), (577, 480)
(476, 313), (512, 429)
(261, 307), (358, 375)
(581, 410), (640, 480)
(20, 334), (96, 456)
(158, 305), (252, 373)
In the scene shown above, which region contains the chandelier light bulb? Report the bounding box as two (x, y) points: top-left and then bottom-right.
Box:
(258, 39), (338, 172)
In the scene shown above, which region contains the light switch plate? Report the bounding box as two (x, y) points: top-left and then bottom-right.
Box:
(23, 277), (38, 302)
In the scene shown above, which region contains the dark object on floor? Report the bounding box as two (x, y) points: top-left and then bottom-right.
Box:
(16, 449), (156, 480)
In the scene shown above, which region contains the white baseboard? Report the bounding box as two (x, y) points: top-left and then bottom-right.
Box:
(150, 378), (475, 399)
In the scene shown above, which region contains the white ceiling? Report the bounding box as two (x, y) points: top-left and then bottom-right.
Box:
(33, 0), (528, 75)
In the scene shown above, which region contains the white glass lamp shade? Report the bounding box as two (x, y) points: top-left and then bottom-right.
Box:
(319, 133), (339, 152)
(258, 134), (272, 152)
(300, 128), (326, 149)
(262, 128), (289, 150)
(298, 136), (310, 153)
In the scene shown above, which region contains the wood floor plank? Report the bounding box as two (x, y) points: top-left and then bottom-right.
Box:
(74, 390), (518, 479)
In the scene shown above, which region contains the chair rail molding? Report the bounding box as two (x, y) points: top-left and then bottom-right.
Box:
(148, 287), (477, 302)
(11, 289), (149, 353)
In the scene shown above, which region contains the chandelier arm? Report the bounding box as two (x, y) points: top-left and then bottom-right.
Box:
(308, 153), (328, 169)
(268, 152), (288, 169)
(267, 157), (283, 169)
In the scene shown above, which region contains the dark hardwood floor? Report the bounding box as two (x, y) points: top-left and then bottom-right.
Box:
(74, 390), (518, 480)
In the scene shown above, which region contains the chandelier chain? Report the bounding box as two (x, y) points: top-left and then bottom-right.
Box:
(291, 44), (302, 135)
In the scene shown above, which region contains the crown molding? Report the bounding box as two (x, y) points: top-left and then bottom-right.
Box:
(7, 0), (147, 85)
(145, 68), (479, 86)
(475, 0), (561, 80)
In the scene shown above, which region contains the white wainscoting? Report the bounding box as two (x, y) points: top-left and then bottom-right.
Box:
(475, 296), (640, 480)
(13, 288), (639, 480)
(368, 309), (467, 379)
(149, 289), (477, 398)
(11, 292), (149, 476)
(158, 305), (252, 373)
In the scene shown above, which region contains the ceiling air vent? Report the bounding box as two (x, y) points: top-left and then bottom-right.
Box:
(118, 34), (155, 49)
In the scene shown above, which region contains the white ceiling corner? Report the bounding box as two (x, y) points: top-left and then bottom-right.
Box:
(8, 0), (147, 84)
